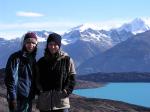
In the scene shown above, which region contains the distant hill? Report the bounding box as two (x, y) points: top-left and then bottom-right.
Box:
(78, 72), (150, 82)
(75, 80), (105, 89)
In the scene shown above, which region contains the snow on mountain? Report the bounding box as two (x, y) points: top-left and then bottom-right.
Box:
(117, 18), (150, 34)
(62, 27), (114, 66)
(142, 17), (150, 26)
(33, 30), (52, 42)
(69, 23), (100, 32)
(62, 23), (109, 44)
(62, 22), (134, 47)
(63, 25), (113, 46)
(62, 18), (150, 69)
(1, 18), (150, 70)
(62, 24), (99, 45)
(78, 30), (150, 74)
(0, 30), (52, 42)
(62, 30), (81, 45)
(106, 29), (133, 45)
(0, 38), (21, 68)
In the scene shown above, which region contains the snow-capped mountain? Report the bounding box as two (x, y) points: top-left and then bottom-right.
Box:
(69, 23), (100, 32)
(78, 30), (150, 74)
(1, 18), (150, 72)
(62, 23), (134, 66)
(63, 18), (150, 45)
(62, 24), (101, 45)
(62, 28), (114, 66)
(33, 30), (52, 42)
(117, 18), (150, 34)
(63, 28), (113, 45)
(105, 29), (133, 45)
(0, 38), (21, 68)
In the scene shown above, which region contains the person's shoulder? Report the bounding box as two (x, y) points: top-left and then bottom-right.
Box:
(9, 51), (21, 60)
(64, 54), (74, 64)
(60, 50), (68, 56)
(6, 51), (21, 64)
(59, 50), (70, 59)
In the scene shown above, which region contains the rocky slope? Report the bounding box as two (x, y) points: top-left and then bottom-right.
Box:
(0, 94), (150, 112)
(70, 94), (150, 112)
(0, 69), (150, 112)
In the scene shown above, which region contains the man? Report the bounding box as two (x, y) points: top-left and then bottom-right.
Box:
(5, 32), (38, 112)
(37, 33), (76, 112)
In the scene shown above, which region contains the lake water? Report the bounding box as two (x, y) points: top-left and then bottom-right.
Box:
(73, 83), (150, 108)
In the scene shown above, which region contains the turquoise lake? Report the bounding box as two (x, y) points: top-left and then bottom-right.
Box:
(73, 83), (150, 107)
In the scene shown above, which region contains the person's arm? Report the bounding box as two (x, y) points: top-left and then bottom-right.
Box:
(64, 58), (76, 95)
(5, 55), (18, 101)
(35, 59), (43, 93)
(5, 55), (18, 110)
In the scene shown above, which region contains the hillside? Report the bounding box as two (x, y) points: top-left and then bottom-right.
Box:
(0, 94), (150, 112)
(78, 72), (150, 82)
(70, 94), (150, 112)
(0, 69), (150, 112)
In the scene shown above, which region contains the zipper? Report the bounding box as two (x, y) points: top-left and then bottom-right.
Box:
(50, 90), (53, 110)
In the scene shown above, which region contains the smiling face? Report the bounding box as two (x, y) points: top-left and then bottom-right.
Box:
(25, 41), (37, 53)
(48, 41), (60, 54)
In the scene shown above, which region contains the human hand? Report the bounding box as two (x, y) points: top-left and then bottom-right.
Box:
(9, 100), (17, 110)
(62, 89), (69, 97)
(63, 89), (67, 94)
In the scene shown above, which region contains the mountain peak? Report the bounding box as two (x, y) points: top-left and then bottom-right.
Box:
(117, 18), (150, 34)
(132, 18), (144, 24)
(69, 23), (99, 32)
(33, 30), (52, 42)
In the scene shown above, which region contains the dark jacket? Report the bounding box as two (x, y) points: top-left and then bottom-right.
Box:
(5, 51), (37, 100)
(36, 50), (76, 110)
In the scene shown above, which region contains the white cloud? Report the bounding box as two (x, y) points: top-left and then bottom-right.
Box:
(0, 21), (78, 31)
(0, 19), (133, 33)
(16, 11), (44, 17)
(0, 18), (135, 39)
(89, 19), (131, 30)
(0, 21), (80, 39)
(0, 31), (24, 40)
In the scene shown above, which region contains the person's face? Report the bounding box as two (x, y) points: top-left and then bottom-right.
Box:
(48, 41), (59, 54)
(25, 41), (37, 53)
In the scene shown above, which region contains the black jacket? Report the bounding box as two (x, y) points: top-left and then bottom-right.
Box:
(37, 51), (76, 95)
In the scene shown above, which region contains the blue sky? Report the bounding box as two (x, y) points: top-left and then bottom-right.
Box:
(0, 0), (150, 39)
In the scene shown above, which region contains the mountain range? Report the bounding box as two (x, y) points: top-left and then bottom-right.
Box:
(1, 18), (150, 75)
(78, 30), (150, 74)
